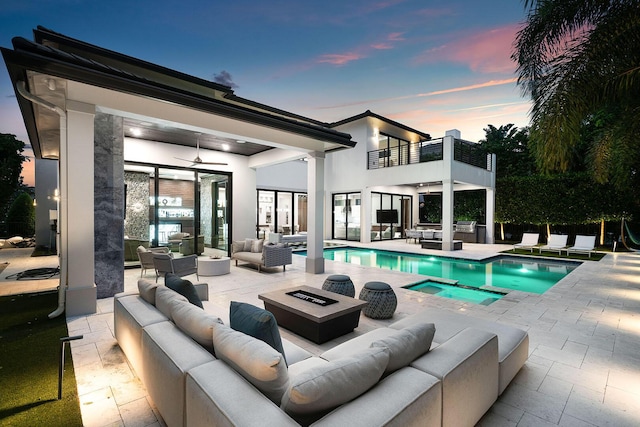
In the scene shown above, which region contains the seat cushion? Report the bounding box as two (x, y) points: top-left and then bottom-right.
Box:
(229, 301), (286, 365)
(165, 274), (203, 308)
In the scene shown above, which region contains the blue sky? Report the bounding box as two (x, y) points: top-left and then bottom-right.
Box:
(1, 0), (532, 185)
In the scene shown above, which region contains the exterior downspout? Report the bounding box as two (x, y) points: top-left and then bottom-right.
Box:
(15, 80), (68, 319)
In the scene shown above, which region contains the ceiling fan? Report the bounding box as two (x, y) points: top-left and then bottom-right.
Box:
(175, 133), (228, 166)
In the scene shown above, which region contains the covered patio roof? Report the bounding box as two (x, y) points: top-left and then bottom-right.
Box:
(1, 26), (356, 161)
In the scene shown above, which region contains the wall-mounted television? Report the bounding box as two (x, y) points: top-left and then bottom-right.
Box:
(376, 209), (398, 223)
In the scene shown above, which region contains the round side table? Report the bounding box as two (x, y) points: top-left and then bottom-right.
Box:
(198, 257), (231, 276)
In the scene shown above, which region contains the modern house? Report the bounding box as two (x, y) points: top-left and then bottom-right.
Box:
(2, 26), (494, 317)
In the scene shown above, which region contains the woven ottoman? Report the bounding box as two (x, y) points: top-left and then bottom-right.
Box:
(321, 274), (355, 297)
(359, 281), (397, 319)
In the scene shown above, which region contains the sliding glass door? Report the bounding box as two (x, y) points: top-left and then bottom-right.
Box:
(332, 192), (361, 241)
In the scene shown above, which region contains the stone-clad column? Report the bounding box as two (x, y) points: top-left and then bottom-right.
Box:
(94, 112), (124, 297)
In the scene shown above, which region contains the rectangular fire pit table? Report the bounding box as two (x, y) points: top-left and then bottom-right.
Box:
(258, 285), (368, 344)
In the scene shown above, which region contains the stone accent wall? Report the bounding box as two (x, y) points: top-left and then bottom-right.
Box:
(94, 113), (124, 298)
(201, 175), (214, 246)
(124, 171), (150, 240)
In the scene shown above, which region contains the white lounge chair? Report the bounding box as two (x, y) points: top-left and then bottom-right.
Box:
(538, 234), (568, 254)
(513, 233), (539, 252)
(566, 235), (596, 257)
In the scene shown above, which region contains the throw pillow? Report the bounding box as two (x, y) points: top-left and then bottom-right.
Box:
(281, 346), (389, 418)
(155, 285), (189, 320)
(251, 239), (264, 253)
(211, 322), (289, 404)
(170, 298), (222, 351)
(229, 301), (287, 365)
(137, 279), (158, 305)
(370, 322), (435, 374)
(165, 274), (203, 308)
(243, 238), (255, 252)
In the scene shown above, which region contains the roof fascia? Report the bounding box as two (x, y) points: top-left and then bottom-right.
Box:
(331, 109), (431, 141)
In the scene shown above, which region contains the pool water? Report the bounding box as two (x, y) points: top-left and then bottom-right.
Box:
(299, 247), (579, 295)
(408, 281), (504, 306)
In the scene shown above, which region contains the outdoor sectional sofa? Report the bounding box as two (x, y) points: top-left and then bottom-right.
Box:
(114, 279), (529, 427)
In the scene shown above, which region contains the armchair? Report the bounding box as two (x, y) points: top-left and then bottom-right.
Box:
(153, 253), (198, 282)
(137, 246), (171, 277)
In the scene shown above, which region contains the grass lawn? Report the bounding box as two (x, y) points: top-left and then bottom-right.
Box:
(0, 291), (82, 427)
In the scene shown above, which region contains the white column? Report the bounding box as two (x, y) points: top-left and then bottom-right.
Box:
(441, 136), (455, 250)
(485, 188), (495, 244)
(306, 152), (325, 273)
(63, 100), (97, 316)
(485, 153), (497, 244)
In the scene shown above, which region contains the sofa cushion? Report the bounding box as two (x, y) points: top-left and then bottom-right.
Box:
(251, 239), (264, 253)
(281, 346), (389, 419)
(370, 322), (435, 374)
(165, 273), (203, 308)
(229, 301), (287, 365)
(243, 238), (255, 252)
(170, 298), (223, 351)
(138, 279), (158, 305)
(211, 322), (288, 404)
(155, 285), (189, 320)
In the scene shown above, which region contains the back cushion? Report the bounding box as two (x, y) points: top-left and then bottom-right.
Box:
(155, 285), (188, 320)
(370, 322), (435, 374)
(211, 322), (288, 404)
(281, 346), (389, 420)
(138, 279), (158, 305)
(170, 298), (223, 351)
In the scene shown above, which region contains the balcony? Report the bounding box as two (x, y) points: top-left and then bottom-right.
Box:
(367, 138), (492, 171)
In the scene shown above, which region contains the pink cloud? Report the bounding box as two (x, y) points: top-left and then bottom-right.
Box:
(316, 52), (365, 66)
(415, 24), (520, 74)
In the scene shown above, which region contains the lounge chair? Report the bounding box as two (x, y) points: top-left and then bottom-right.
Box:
(538, 234), (568, 254)
(513, 233), (539, 252)
(566, 235), (596, 257)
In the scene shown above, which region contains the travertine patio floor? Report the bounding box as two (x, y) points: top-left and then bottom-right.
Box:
(3, 241), (639, 426)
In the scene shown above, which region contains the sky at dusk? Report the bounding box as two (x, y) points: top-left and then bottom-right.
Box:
(0, 0), (533, 187)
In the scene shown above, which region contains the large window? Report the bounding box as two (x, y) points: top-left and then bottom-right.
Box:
(371, 192), (412, 240)
(257, 190), (307, 239)
(332, 192), (361, 241)
(124, 163), (231, 254)
(378, 133), (410, 168)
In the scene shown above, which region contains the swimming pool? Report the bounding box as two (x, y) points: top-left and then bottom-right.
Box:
(298, 246), (580, 295)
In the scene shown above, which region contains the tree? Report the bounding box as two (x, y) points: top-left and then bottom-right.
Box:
(5, 191), (35, 237)
(478, 124), (535, 178)
(0, 134), (28, 219)
(513, 0), (640, 195)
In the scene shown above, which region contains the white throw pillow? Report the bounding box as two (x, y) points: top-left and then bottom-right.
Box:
(170, 299), (223, 351)
(155, 285), (188, 320)
(281, 346), (389, 417)
(243, 238), (255, 252)
(251, 239), (264, 253)
(137, 279), (158, 305)
(371, 322), (435, 374)
(211, 322), (288, 404)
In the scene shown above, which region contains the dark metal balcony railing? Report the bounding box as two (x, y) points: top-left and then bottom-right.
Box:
(367, 138), (492, 171)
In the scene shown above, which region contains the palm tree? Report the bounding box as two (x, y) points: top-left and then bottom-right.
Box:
(513, 0), (640, 192)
